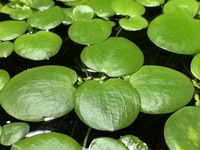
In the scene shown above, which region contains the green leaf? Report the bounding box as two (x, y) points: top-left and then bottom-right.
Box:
(63, 0), (89, 6)
(0, 122), (29, 146)
(27, 6), (65, 30)
(0, 3), (14, 14)
(119, 15), (148, 31)
(89, 137), (128, 150)
(147, 13), (200, 54)
(81, 37), (144, 77)
(27, 0), (55, 10)
(62, 7), (74, 25)
(0, 69), (10, 91)
(14, 31), (62, 60)
(73, 5), (94, 20)
(68, 19), (113, 45)
(0, 41), (13, 58)
(163, 0), (199, 17)
(119, 135), (149, 150)
(0, 65), (77, 122)
(111, 0), (145, 16)
(11, 132), (81, 150)
(164, 106), (200, 149)
(0, 20), (27, 41)
(129, 65), (194, 114)
(10, 8), (32, 20)
(191, 53), (200, 80)
(74, 79), (140, 131)
(136, 0), (165, 7)
(85, 0), (115, 18)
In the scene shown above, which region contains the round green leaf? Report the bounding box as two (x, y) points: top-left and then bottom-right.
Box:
(11, 132), (81, 150)
(0, 69), (10, 91)
(89, 137), (128, 150)
(164, 106), (200, 149)
(14, 31), (62, 60)
(81, 37), (144, 77)
(68, 19), (113, 45)
(0, 41), (13, 58)
(191, 53), (200, 80)
(64, 0), (89, 6)
(147, 13), (200, 54)
(0, 122), (29, 146)
(27, 6), (65, 30)
(0, 65), (77, 122)
(0, 20), (27, 41)
(0, 3), (14, 14)
(119, 15), (148, 31)
(10, 8), (32, 20)
(119, 135), (149, 150)
(136, 0), (165, 7)
(74, 79), (140, 131)
(111, 0), (145, 16)
(73, 5), (94, 20)
(129, 65), (194, 114)
(62, 8), (74, 25)
(85, 0), (115, 18)
(163, 0), (199, 17)
(27, 0), (55, 10)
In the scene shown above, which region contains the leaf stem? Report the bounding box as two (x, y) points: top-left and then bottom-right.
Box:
(83, 127), (91, 149)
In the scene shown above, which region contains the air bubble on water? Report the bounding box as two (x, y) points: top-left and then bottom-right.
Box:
(6, 120), (11, 124)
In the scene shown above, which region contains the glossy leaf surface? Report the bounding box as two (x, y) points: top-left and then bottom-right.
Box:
(74, 79), (140, 131)
(89, 137), (128, 150)
(27, 0), (55, 10)
(62, 8), (74, 25)
(0, 20), (27, 41)
(0, 69), (10, 91)
(129, 65), (194, 114)
(0, 41), (13, 58)
(111, 0), (145, 16)
(81, 37), (144, 77)
(148, 13), (200, 54)
(191, 53), (200, 80)
(164, 106), (200, 149)
(68, 19), (113, 45)
(136, 0), (165, 7)
(27, 6), (64, 30)
(0, 66), (77, 122)
(73, 5), (94, 20)
(10, 8), (32, 20)
(11, 132), (81, 150)
(163, 0), (199, 17)
(0, 122), (29, 146)
(14, 31), (62, 60)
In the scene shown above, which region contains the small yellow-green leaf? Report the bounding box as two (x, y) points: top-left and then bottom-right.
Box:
(191, 53), (200, 80)
(136, 0), (165, 7)
(0, 41), (13, 58)
(0, 69), (10, 91)
(10, 8), (32, 20)
(73, 5), (94, 20)
(27, 0), (55, 10)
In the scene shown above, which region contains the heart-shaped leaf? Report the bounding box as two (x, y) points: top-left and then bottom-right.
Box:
(27, 6), (64, 30)
(11, 132), (81, 150)
(74, 79), (140, 131)
(111, 0), (145, 16)
(147, 12), (200, 54)
(89, 137), (128, 150)
(129, 65), (194, 114)
(164, 106), (200, 149)
(191, 53), (200, 80)
(27, 0), (55, 10)
(0, 65), (77, 122)
(0, 20), (27, 41)
(136, 0), (165, 7)
(68, 19), (114, 45)
(73, 5), (94, 20)
(119, 15), (148, 31)
(86, 0), (115, 18)
(0, 122), (29, 146)
(14, 31), (62, 60)
(81, 37), (144, 77)
(0, 41), (13, 58)
(163, 0), (199, 17)
(0, 69), (10, 91)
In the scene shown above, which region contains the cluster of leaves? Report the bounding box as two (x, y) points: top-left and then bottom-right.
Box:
(0, 0), (200, 149)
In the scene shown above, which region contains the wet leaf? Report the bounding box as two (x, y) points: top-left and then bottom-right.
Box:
(0, 20), (27, 41)
(11, 132), (81, 150)
(0, 41), (13, 58)
(136, 0), (165, 7)
(191, 53), (200, 80)
(164, 106), (200, 149)
(81, 37), (144, 77)
(0, 65), (77, 122)
(0, 122), (29, 146)
(73, 5), (94, 20)
(148, 12), (200, 54)
(14, 31), (62, 60)
(74, 79), (140, 131)
(129, 65), (194, 114)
